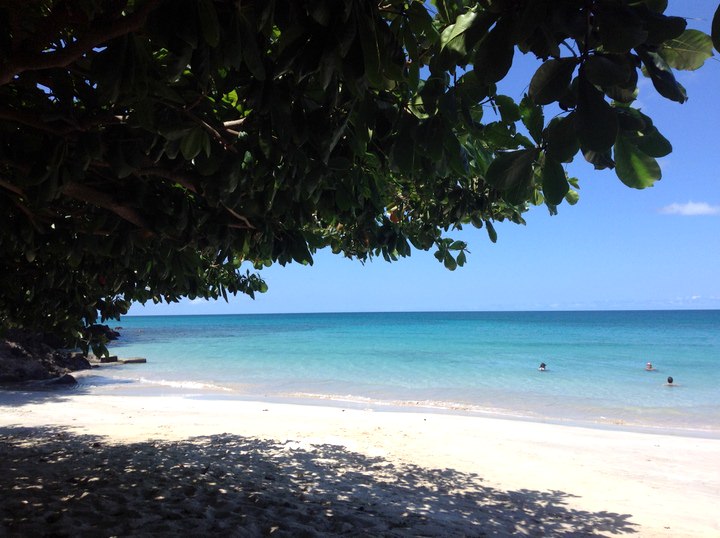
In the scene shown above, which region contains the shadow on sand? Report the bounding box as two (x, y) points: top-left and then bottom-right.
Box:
(1, 426), (638, 537)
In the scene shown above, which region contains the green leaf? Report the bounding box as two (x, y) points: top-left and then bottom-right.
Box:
(357, 11), (399, 87)
(575, 75), (618, 152)
(519, 95), (543, 144)
(408, 94), (430, 120)
(614, 134), (661, 188)
(595, 4), (647, 53)
(713, 5), (720, 53)
(440, 9), (478, 56)
(240, 16), (266, 80)
(407, 2), (436, 38)
(485, 220), (497, 243)
(433, 0), (459, 24)
(456, 70), (491, 104)
(443, 252), (457, 270)
(180, 127), (206, 160)
(583, 149), (615, 170)
(485, 148), (538, 203)
(541, 157), (569, 205)
(528, 58), (577, 105)
(418, 117), (444, 161)
(605, 84), (638, 104)
(291, 238), (314, 265)
(443, 132), (468, 175)
(631, 126), (672, 158)
(419, 76), (444, 116)
(494, 95), (520, 123)
(637, 48), (687, 103)
(643, 0), (668, 13)
(391, 130), (417, 176)
(544, 114), (579, 163)
(642, 13), (686, 45)
(93, 36), (127, 103)
(483, 122), (519, 149)
(308, 0), (331, 26)
(616, 107), (648, 131)
(473, 19), (514, 84)
(197, 0), (220, 47)
(658, 30), (714, 71)
(583, 55), (632, 87)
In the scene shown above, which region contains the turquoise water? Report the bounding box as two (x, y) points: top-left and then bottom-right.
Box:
(90, 310), (720, 433)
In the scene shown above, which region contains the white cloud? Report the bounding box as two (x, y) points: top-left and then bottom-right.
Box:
(659, 201), (720, 216)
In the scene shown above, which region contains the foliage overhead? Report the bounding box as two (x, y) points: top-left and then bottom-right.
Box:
(0, 0), (716, 351)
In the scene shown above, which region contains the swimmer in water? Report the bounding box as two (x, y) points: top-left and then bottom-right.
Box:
(645, 362), (654, 371)
(665, 376), (675, 386)
(538, 362), (546, 371)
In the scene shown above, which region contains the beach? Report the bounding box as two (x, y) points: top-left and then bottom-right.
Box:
(2, 389), (719, 537)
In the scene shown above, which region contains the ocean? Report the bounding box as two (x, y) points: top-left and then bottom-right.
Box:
(85, 310), (720, 435)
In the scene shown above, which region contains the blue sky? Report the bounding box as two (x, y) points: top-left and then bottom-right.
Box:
(130, 1), (720, 316)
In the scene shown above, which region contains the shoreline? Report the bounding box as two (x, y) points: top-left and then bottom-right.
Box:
(67, 368), (720, 440)
(2, 387), (719, 536)
(13, 383), (720, 441)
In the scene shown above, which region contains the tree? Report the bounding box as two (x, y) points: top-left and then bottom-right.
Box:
(0, 0), (716, 351)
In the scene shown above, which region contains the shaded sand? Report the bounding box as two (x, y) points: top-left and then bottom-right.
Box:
(1, 391), (719, 537)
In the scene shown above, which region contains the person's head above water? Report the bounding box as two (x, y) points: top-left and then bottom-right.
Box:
(667, 376), (674, 384)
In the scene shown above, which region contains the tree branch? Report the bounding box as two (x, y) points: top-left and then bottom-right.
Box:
(223, 118), (247, 128)
(0, 177), (27, 197)
(0, 105), (123, 134)
(11, 197), (49, 233)
(62, 182), (152, 231)
(137, 168), (254, 229)
(222, 204), (255, 229)
(185, 110), (238, 153)
(137, 167), (198, 193)
(0, 106), (66, 135)
(0, 0), (162, 86)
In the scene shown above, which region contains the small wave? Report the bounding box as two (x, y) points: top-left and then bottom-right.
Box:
(136, 377), (232, 392)
(288, 392), (377, 404)
(284, 391), (536, 418)
(75, 374), (134, 387)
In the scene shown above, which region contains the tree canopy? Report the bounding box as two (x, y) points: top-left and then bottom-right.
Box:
(0, 0), (717, 351)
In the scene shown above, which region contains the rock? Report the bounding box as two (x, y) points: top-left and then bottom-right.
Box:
(0, 350), (50, 382)
(86, 324), (120, 341)
(0, 326), (140, 383)
(24, 373), (77, 390)
(0, 330), (92, 383)
(45, 374), (77, 386)
(53, 352), (91, 371)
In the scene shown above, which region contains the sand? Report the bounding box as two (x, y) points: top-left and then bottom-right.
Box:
(1, 389), (718, 537)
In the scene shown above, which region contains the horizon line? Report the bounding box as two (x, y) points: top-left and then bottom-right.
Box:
(120, 307), (720, 318)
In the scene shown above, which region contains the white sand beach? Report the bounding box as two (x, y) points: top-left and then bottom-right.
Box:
(1, 390), (718, 537)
